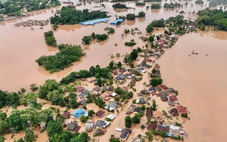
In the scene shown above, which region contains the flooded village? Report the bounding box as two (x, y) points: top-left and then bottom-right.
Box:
(1, 0), (227, 142)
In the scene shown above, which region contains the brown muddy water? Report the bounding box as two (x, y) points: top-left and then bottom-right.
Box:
(1, 1), (227, 142)
(158, 31), (227, 142)
(0, 1), (213, 91)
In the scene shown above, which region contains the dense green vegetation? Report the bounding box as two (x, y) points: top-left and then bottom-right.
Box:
(0, 15), (4, 21)
(126, 13), (136, 20)
(0, 0), (60, 16)
(125, 39), (136, 46)
(112, 3), (127, 9)
(146, 19), (165, 32)
(82, 32), (109, 44)
(144, 0), (161, 2)
(50, 6), (107, 25)
(195, 0), (204, 4)
(136, 2), (146, 6)
(36, 44), (84, 73)
(104, 27), (115, 34)
(44, 31), (57, 47)
(138, 11), (146, 18)
(125, 116), (132, 128)
(163, 2), (181, 9)
(150, 78), (163, 86)
(124, 48), (142, 65)
(196, 8), (227, 31)
(151, 3), (161, 9)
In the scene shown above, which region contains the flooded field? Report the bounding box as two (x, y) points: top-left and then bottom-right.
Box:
(1, 1), (227, 142)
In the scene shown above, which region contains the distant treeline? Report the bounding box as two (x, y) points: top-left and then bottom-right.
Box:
(50, 6), (108, 25)
(36, 44), (84, 73)
(163, 2), (181, 9)
(196, 8), (227, 31)
(0, 0), (60, 16)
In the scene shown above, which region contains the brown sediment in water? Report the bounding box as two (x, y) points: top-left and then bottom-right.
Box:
(1, 1), (227, 142)
(158, 31), (227, 142)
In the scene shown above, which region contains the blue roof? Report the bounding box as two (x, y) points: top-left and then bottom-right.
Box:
(80, 18), (109, 25)
(167, 133), (172, 137)
(110, 19), (124, 25)
(149, 87), (155, 91)
(73, 108), (86, 117)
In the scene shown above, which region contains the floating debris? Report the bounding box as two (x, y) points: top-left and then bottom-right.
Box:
(14, 19), (49, 27)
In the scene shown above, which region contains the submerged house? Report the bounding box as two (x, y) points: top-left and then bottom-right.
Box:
(136, 97), (147, 104)
(96, 110), (105, 118)
(177, 105), (187, 114)
(68, 122), (77, 131)
(147, 122), (157, 131)
(73, 108), (87, 118)
(105, 101), (118, 111)
(169, 108), (179, 116)
(120, 129), (132, 141)
(86, 120), (95, 132)
(96, 120), (110, 129)
(157, 124), (171, 136)
(79, 89), (89, 98)
(146, 109), (153, 117)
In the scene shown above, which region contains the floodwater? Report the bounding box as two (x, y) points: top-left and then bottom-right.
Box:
(0, 1), (213, 91)
(158, 31), (227, 142)
(1, 1), (227, 142)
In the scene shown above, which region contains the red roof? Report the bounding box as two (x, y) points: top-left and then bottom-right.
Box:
(160, 85), (168, 90)
(169, 95), (178, 101)
(76, 86), (84, 92)
(177, 105), (187, 114)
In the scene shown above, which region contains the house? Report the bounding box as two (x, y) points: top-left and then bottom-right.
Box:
(100, 92), (110, 100)
(149, 87), (155, 92)
(159, 85), (168, 90)
(168, 101), (174, 106)
(80, 99), (87, 105)
(126, 105), (136, 114)
(177, 105), (187, 114)
(106, 114), (115, 120)
(68, 122), (77, 131)
(129, 79), (136, 86)
(111, 92), (117, 97)
(79, 89), (89, 98)
(107, 86), (114, 91)
(138, 65), (144, 70)
(168, 108), (179, 116)
(140, 89), (150, 95)
(113, 70), (118, 75)
(146, 109), (153, 117)
(134, 107), (141, 113)
(105, 101), (118, 111)
(93, 86), (101, 92)
(169, 125), (180, 134)
(120, 129), (132, 141)
(94, 129), (106, 136)
(157, 124), (170, 135)
(87, 77), (96, 83)
(116, 74), (125, 80)
(121, 86), (128, 91)
(141, 60), (146, 66)
(188, 23), (195, 30)
(153, 111), (163, 120)
(169, 95), (178, 101)
(96, 110), (105, 118)
(96, 120), (110, 129)
(161, 94), (168, 101)
(73, 108), (87, 118)
(76, 86), (84, 92)
(86, 120), (94, 132)
(102, 86), (107, 91)
(119, 68), (126, 73)
(63, 112), (71, 119)
(147, 122), (157, 131)
(161, 91), (169, 96)
(155, 64), (160, 69)
(167, 88), (175, 93)
(136, 97), (147, 104)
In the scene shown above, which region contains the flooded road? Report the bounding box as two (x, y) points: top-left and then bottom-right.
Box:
(0, 1), (213, 91)
(158, 31), (227, 142)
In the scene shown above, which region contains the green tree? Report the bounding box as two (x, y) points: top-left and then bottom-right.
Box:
(117, 62), (122, 68)
(88, 110), (95, 117)
(125, 116), (132, 128)
(138, 11), (146, 18)
(24, 129), (36, 142)
(126, 13), (136, 20)
(39, 80), (59, 99)
(30, 84), (38, 92)
(80, 116), (88, 123)
(47, 121), (63, 136)
(132, 114), (141, 124)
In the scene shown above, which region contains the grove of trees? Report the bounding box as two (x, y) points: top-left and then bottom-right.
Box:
(163, 2), (181, 9)
(50, 6), (107, 25)
(196, 8), (227, 31)
(44, 31), (57, 47)
(151, 3), (161, 9)
(112, 3), (127, 9)
(0, 0), (60, 16)
(36, 44), (84, 73)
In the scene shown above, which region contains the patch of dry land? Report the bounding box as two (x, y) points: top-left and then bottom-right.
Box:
(0, 1), (227, 142)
